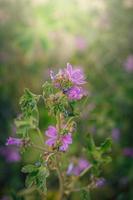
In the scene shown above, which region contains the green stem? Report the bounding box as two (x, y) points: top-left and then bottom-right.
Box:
(64, 117), (74, 129)
(55, 154), (64, 200)
(36, 127), (44, 145)
(78, 165), (92, 178)
(55, 113), (64, 199)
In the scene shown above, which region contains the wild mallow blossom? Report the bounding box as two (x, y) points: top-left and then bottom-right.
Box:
(67, 158), (90, 176)
(124, 55), (133, 72)
(67, 86), (85, 100)
(123, 148), (133, 158)
(111, 128), (120, 142)
(45, 126), (72, 151)
(50, 63), (86, 100)
(65, 63), (86, 85)
(6, 137), (23, 146)
(95, 178), (106, 187)
(75, 36), (87, 51)
(0, 147), (20, 162)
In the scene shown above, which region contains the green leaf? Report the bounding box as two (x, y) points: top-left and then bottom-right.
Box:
(36, 167), (49, 192)
(19, 88), (40, 117)
(100, 138), (112, 153)
(21, 164), (38, 173)
(42, 82), (54, 98)
(102, 156), (112, 164)
(87, 133), (96, 151)
(25, 174), (36, 188)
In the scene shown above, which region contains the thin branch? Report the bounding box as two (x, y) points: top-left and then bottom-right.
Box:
(55, 154), (64, 200)
(78, 165), (92, 178)
(36, 127), (44, 145)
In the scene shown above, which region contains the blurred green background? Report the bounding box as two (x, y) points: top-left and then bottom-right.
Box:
(0, 0), (133, 199)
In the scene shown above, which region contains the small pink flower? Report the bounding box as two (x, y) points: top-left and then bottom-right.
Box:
(95, 178), (106, 187)
(45, 126), (57, 147)
(123, 148), (133, 157)
(6, 137), (22, 146)
(124, 55), (133, 72)
(60, 134), (72, 151)
(75, 36), (87, 51)
(45, 126), (72, 151)
(111, 128), (120, 142)
(0, 146), (21, 162)
(67, 158), (90, 176)
(65, 63), (86, 85)
(67, 86), (86, 100)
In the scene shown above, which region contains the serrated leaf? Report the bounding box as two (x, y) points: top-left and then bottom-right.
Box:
(21, 164), (38, 173)
(100, 138), (112, 153)
(87, 133), (96, 151)
(19, 88), (40, 117)
(42, 82), (54, 97)
(25, 174), (36, 188)
(102, 156), (112, 164)
(36, 167), (49, 192)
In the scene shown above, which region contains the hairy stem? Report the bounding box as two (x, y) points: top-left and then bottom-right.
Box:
(56, 113), (64, 199)
(55, 154), (64, 200)
(36, 127), (44, 145)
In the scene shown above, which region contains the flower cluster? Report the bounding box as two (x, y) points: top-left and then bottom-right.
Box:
(45, 126), (72, 151)
(50, 63), (86, 100)
(4, 63), (111, 197)
(67, 158), (90, 176)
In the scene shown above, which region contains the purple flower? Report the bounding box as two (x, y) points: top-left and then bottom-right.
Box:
(67, 158), (90, 176)
(123, 148), (133, 158)
(6, 137), (22, 146)
(49, 64), (87, 101)
(111, 128), (120, 142)
(66, 163), (74, 175)
(95, 178), (106, 187)
(75, 36), (87, 51)
(124, 55), (133, 72)
(45, 126), (57, 146)
(50, 70), (55, 80)
(67, 86), (86, 100)
(78, 158), (90, 170)
(60, 133), (72, 151)
(65, 63), (86, 85)
(0, 147), (21, 162)
(45, 126), (72, 151)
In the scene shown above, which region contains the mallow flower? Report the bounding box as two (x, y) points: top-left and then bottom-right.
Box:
(95, 178), (106, 187)
(66, 86), (86, 100)
(45, 126), (72, 151)
(45, 126), (58, 147)
(0, 146), (21, 162)
(65, 63), (86, 85)
(50, 63), (87, 101)
(67, 158), (90, 176)
(59, 134), (72, 151)
(123, 147), (133, 157)
(6, 137), (23, 146)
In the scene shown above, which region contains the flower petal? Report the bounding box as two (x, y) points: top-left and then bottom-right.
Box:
(45, 126), (57, 138)
(45, 138), (56, 147)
